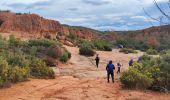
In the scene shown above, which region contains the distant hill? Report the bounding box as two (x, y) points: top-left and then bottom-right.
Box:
(115, 25), (170, 40)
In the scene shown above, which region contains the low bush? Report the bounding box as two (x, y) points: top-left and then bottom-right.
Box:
(8, 66), (30, 83)
(59, 52), (71, 63)
(67, 51), (71, 59)
(79, 45), (95, 56)
(8, 35), (24, 47)
(29, 58), (55, 79)
(92, 39), (112, 51)
(43, 57), (56, 67)
(46, 47), (59, 59)
(29, 46), (38, 56)
(28, 39), (57, 47)
(146, 48), (158, 55)
(0, 57), (9, 87)
(121, 52), (170, 91)
(0, 36), (68, 88)
(116, 38), (149, 51)
(159, 53), (170, 91)
(120, 62), (153, 89)
(119, 48), (138, 54)
(76, 38), (113, 52)
(7, 50), (30, 68)
(67, 34), (77, 41)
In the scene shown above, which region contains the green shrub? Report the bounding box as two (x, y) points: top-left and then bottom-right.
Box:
(59, 52), (70, 63)
(7, 50), (30, 68)
(0, 37), (66, 88)
(79, 45), (95, 56)
(8, 66), (30, 83)
(29, 46), (38, 56)
(146, 48), (158, 55)
(28, 39), (57, 47)
(116, 38), (149, 51)
(140, 54), (151, 61)
(8, 35), (20, 47)
(92, 39), (112, 51)
(121, 53), (170, 91)
(46, 47), (59, 59)
(119, 48), (138, 54)
(43, 57), (56, 66)
(0, 57), (9, 87)
(67, 33), (77, 41)
(77, 39), (92, 48)
(121, 66), (153, 89)
(68, 52), (71, 59)
(159, 54), (170, 90)
(29, 58), (55, 79)
(0, 36), (8, 49)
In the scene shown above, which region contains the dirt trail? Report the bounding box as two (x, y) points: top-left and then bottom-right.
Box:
(0, 46), (170, 100)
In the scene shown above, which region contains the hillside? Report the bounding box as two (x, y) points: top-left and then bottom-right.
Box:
(1, 11), (170, 43)
(115, 25), (170, 39)
(1, 11), (170, 51)
(0, 11), (97, 40)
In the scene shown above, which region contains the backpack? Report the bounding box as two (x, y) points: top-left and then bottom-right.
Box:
(107, 64), (115, 72)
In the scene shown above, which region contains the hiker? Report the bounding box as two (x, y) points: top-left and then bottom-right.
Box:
(117, 62), (122, 74)
(129, 59), (133, 66)
(95, 54), (100, 68)
(138, 56), (142, 62)
(106, 60), (115, 83)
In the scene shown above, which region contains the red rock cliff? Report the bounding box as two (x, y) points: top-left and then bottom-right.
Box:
(0, 11), (93, 40)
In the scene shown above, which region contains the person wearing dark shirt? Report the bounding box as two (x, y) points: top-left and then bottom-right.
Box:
(106, 60), (115, 83)
(95, 54), (100, 68)
(129, 59), (133, 66)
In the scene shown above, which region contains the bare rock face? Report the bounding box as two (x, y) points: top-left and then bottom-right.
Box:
(62, 26), (93, 40)
(0, 11), (94, 40)
(142, 25), (170, 38)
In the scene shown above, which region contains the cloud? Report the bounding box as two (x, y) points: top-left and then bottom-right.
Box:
(131, 16), (158, 24)
(68, 8), (79, 11)
(0, 0), (169, 31)
(82, 0), (111, 6)
(5, 0), (52, 10)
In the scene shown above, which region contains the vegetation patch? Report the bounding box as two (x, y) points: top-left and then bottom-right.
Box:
(60, 52), (71, 63)
(121, 52), (170, 92)
(146, 48), (158, 55)
(92, 39), (112, 51)
(66, 36), (113, 56)
(0, 35), (71, 88)
(119, 48), (138, 54)
(116, 38), (149, 51)
(79, 44), (95, 56)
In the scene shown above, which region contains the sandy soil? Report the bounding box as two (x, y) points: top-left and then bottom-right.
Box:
(0, 46), (170, 100)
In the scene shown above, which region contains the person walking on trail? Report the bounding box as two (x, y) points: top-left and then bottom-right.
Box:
(95, 54), (100, 68)
(106, 60), (115, 83)
(129, 59), (133, 66)
(117, 62), (122, 74)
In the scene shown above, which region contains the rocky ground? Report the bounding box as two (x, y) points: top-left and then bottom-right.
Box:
(0, 46), (169, 100)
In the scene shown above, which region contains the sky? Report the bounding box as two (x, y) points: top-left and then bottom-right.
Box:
(0, 0), (169, 31)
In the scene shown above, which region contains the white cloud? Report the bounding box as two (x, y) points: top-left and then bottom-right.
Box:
(1, 0), (49, 4)
(0, 0), (168, 30)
